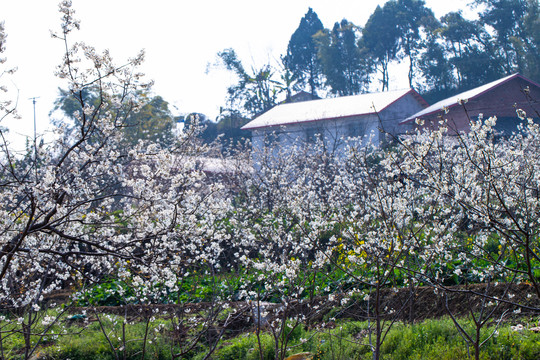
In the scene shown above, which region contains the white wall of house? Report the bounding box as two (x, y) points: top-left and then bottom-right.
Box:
(251, 114), (380, 164)
(379, 92), (422, 136)
(251, 92), (422, 156)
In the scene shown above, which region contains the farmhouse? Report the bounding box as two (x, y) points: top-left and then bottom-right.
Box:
(401, 73), (540, 134)
(241, 88), (428, 155)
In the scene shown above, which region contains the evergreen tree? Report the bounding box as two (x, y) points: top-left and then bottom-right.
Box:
(393, 0), (437, 87)
(361, 4), (401, 91)
(315, 20), (371, 96)
(283, 8), (325, 95)
(439, 11), (503, 89)
(475, 0), (540, 79)
(361, 0), (436, 91)
(53, 87), (175, 147)
(419, 1), (540, 98)
(418, 37), (456, 102)
(123, 94), (175, 147)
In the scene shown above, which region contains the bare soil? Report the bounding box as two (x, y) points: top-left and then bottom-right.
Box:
(57, 282), (540, 334)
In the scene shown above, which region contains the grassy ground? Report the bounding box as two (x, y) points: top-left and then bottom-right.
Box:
(2, 281), (539, 359)
(1, 309), (540, 360)
(201, 318), (540, 360)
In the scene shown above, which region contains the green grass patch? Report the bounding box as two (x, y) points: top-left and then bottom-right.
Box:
(1, 310), (540, 360)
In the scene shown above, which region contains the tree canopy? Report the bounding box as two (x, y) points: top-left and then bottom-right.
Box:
(392, 0), (437, 87)
(475, 0), (540, 79)
(361, 4), (401, 91)
(315, 20), (371, 96)
(53, 87), (175, 147)
(283, 8), (325, 96)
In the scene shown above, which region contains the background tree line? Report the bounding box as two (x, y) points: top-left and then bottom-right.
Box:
(286, 0), (539, 102)
(206, 0), (539, 145)
(52, 0), (539, 148)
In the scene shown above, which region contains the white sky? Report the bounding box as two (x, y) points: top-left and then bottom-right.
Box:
(1, 0), (474, 149)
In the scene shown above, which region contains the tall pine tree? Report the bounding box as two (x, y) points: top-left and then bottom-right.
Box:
(283, 8), (324, 96)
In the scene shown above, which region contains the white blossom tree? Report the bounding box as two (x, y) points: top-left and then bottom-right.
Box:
(395, 112), (540, 360)
(0, 2), (231, 358)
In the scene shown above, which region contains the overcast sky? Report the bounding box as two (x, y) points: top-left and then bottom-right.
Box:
(2, 0), (475, 149)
